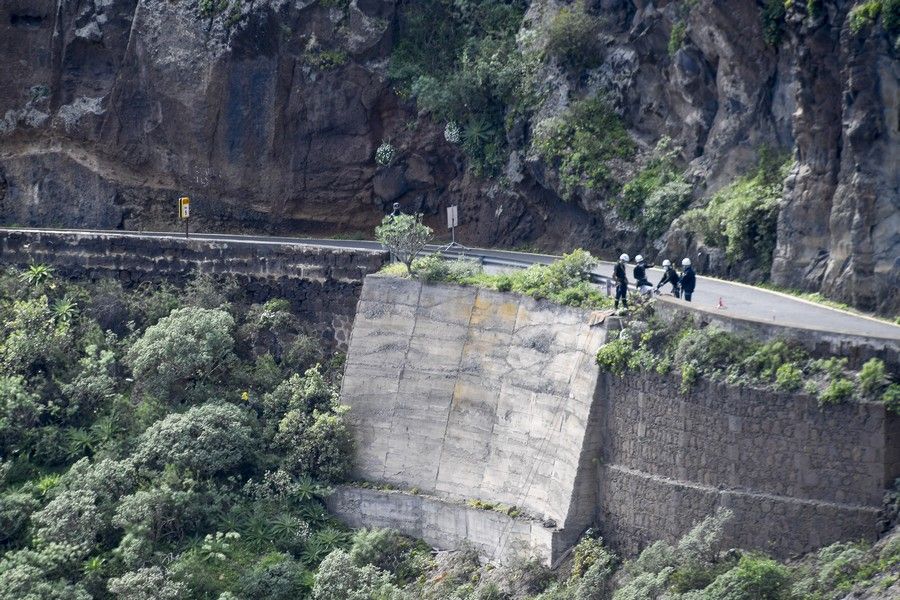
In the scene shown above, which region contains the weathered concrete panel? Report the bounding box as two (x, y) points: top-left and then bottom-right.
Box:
(341, 276), (608, 563)
(326, 486), (559, 566)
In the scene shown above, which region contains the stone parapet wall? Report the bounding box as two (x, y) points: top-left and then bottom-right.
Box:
(0, 229), (387, 347)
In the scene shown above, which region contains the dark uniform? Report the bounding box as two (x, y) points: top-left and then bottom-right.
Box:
(656, 266), (680, 298)
(634, 263), (651, 289)
(614, 262), (629, 309)
(680, 266), (696, 302)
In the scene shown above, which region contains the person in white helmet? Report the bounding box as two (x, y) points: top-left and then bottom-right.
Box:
(680, 258), (696, 302)
(633, 254), (653, 296)
(614, 253), (629, 309)
(656, 259), (680, 298)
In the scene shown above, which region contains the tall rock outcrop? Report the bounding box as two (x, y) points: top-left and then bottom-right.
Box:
(0, 0), (896, 313)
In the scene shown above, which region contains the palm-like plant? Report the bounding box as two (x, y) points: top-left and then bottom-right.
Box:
(20, 264), (54, 286)
(242, 510), (273, 550)
(90, 416), (117, 447)
(51, 296), (78, 322)
(66, 427), (96, 459)
(298, 502), (329, 527)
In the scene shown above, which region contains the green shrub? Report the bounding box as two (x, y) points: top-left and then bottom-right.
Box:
(125, 307), (236, 401)
(682, 152), (791, 269)
(819, 378), (855, 406)
(619, 137), (690, 236)
(276, 406), (354, 482)
(762, 0), (787, 45)
(741, 340), (805, 382)
(775, 363), (803, 391)
(858, 358), (888, 396)
(596, 337), (634, 376)
(545, 0), (604, 70)
(849, 1), (882, 34)
(133, 403), (255, 476)
(681, 362), (699, 393)
(534, 96), (635, 200)
(668, 21), (687, 55)
(571, 535), (618, 580)
(312, 549), (398, 600)
(389, 0), (530, 175)
(882, 383), (900, 414)
(700, 555), (790, 600)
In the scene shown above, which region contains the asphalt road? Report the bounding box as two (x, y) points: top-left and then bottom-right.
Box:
(5, 227), (899, 342)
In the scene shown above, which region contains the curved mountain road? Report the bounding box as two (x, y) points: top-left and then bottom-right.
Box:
(4, 228), (899, 343)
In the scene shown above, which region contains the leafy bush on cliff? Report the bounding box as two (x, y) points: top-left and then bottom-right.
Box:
(126, 306), (237, 402)
(383, 249), (613, 309)
(390, 0), (531, 175)
(533, 96), (635, 200)
(593, 308), (889, 410)
(619, 137), (691, 237)
(545, 0), (605, 70)
(680, 151), (792, 270)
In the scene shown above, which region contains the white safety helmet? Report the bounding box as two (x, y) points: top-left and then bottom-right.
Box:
(662, 259), (671, 267)
(619, 253), (630, 262)
(635, 254), (644, 263)
(682, 258), (692, 267)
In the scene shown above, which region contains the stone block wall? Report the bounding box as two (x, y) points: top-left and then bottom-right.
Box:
(0, 229), (387, 347)
(594, 373), (899, 557)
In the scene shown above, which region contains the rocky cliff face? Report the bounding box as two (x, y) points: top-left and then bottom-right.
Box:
(0, 0), (896, 314)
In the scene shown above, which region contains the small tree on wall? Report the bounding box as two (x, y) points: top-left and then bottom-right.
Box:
(375, 214), (433, 275)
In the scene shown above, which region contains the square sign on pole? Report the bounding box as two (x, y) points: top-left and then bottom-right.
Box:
(179, 197), (190, 220)
(447, 205), (458, 229)
(179, 197), (190, 238)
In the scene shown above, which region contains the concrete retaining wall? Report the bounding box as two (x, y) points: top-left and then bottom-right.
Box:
(0, 229), (387, 347)
(338, 277), (899, 563)
(340, 276), (609, 563)
(326, 486), (558, 565)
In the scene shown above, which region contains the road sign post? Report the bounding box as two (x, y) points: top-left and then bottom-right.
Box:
(179, 196), (190, 238)
(447, 205), (458, 245)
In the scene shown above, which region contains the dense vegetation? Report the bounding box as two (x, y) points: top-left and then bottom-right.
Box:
(380, 250), (613, 310)
(679, 151), (793, 271)
(389, 0), (533, 176)
(0, 267), (357, 598)
(595, 303), (899, 411)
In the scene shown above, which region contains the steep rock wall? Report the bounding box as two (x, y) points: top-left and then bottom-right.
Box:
(0, 0), (896, 313)
(335, 277), (900, 562)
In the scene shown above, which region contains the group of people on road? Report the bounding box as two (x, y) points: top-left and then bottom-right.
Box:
(613, 254), (696, 310)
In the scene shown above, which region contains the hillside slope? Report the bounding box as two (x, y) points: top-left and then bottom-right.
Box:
(0, 0), (897, 313)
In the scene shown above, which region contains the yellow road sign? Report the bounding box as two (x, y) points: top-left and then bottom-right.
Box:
(179, 196), (190, 220)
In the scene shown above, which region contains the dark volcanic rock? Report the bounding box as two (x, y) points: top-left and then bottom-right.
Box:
(0, 0), (896, 313)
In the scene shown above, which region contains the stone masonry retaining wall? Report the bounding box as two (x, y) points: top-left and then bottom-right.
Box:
(0, 229), (387, 348)
(594, 373), (900, 557)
